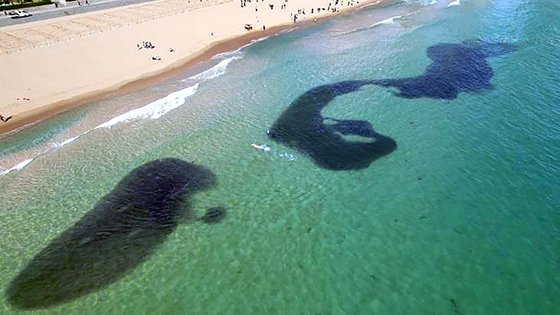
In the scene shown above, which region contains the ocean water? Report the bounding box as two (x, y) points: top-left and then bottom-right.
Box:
(1, 0), (559, 313)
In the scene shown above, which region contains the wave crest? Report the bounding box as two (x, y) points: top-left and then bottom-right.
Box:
(448, 0), (461, 7)
(185, 56), (241, 81)
(0, 158), (34, 177)
(96, 84), (199, 129)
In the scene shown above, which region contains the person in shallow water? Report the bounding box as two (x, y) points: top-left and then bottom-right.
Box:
(251, 143), (271, 151)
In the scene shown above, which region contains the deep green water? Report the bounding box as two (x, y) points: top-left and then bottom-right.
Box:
(1, 0), (559, 313)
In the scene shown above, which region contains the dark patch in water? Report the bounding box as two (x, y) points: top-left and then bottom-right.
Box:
(449, 297), (462, 315)
(373, 40), (516, 100)
(6, 158), (216, 310)
(268, 40), (515, 170)
(267, 80), (397, 170)
(200, 207), (226, 224)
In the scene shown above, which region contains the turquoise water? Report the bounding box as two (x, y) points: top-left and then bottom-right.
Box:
(1, 0), (559, 313)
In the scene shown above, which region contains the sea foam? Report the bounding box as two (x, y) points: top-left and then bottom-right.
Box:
(96, 83), (199, 129)
(186, 56), (241, 81)
(339, 14), (404, 36)
(213, 34), (277, 59)
(54, 135), (80, 148)
(0, 84), (199, 177)
(0, 158), (34, 177)
(448, 0), (461, 7)
(403, 0), (439, 5)
(370, 15), (403, 28)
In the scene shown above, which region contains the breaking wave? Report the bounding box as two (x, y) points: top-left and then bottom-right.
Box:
(95, 83), (199, 129)
(1, 84), (199, 177)
(338, 14), (404, 36)
(448, 0), (461, 7)
(371, 15), (403, 27)
(54, 136), (80, 148)
(403, 0), (439, 5)
(185, 57), (241, 81)
(0, 158), (34, 177)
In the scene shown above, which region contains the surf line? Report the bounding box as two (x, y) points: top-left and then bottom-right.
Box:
(0, 84), (200, 177)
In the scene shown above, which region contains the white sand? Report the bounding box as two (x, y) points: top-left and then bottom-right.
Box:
(0, 0), (382, 134)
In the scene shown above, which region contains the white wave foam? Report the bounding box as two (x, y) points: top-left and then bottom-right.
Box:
(406, 0), (439, 4)
(214, 34), (276, 59)
(2, 85), (198, 175)
(0, 158), (34, 176)
(279, 152), (297, 161)
(213, 47), (245, 59)
(55, 135), (81, 148)
(95, 83), (199, 129)
(370, 15), (403, 28)
(186, 56), (241, 81)
(448, 0), (461, 6)
(250, 35), (272, 44)
(338, 14), (404, 36)
(1, 134), (84, 177)
(1, 85), (199, 176)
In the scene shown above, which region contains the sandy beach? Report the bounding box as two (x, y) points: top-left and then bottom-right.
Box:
(0, 0), (383, 135)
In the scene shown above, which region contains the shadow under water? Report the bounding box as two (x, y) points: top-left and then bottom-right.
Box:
(373, 40), (517, 100)
(6, 158), (220, 310)
(268, 40), (516, 170)
(268, 80), (397, 171)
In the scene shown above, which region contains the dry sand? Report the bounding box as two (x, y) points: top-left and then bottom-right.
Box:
(0, 0), (383, 135)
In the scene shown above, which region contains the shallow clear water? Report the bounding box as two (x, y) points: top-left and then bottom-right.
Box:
(1, 0), (559, 313)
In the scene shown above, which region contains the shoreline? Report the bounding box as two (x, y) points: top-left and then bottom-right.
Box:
(0, 23), (294, 136)
(0, 0), (385, 136)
